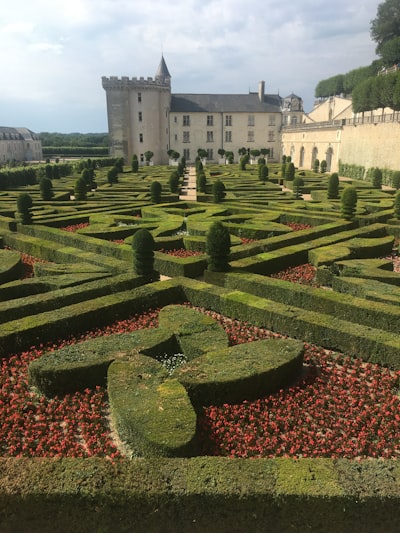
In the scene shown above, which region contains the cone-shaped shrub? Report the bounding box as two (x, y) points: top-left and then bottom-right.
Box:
(212, 180), (226, 203)
(372, 167), (383, 189)
(132, 228), (155, 275)
(150, 181), (162, 203)
(394, 191), (400, 219)
(16, 193), (33, 224)
(285, 162), (295, 181)
(260, 164), (269, 183)
(131, 154), (139, 173)
(327, 172), (339, 199)
(206, 221), (231, 272)
(341, 186), (357, 220)
(74, 177), (87, 200)
(39, 177), (53, 200)
(198, 172), (207, 193)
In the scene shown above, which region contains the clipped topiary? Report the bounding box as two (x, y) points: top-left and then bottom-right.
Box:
(206, 220), (231, 272)
(320, 160), (327, 173)
(212, 179), (226, 203)
(260, 164), (269, 184)
(131, 154), (139, 173)
(39, 177), (53, 201)
(198, 172), (207, 193)
(285, 162), (295, 181)
(74, 177), (87, 200)
(150, 180), (162, 203)
(341, 186), (358, 220)
(293, 176), (304, 199)
(313, 158), (320, 173)
(16, 193), (33, 224)
(169, 171), (180, 193)
(132, 228), (155, 276)
(372, 167), (383, 189)
(394, 190), (400, 219)
(392, 170), (400, 190)
(327, 172), (340, 199)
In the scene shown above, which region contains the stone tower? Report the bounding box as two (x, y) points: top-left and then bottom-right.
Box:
(102, 56), (171, 164)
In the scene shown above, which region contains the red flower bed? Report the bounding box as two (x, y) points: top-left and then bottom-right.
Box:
(271, 263), (319, 287)
(196, 310), (400, 459)
(240, 237), (258, 245)
(60, 223), (90, 232)
(159, 248), (204, 258)
(0, 310), (158, 458)
(1, 305), (399, 460)
(284, 223), (312, 231)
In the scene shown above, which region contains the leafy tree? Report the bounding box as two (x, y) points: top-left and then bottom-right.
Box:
(260, 148), (270, 157)
(217, 148), (225, 159)
(327, 172), (340, 199)
(370, 0), (400, 55)
(144, 151), (154, 164)
(16, 193), (33, 224)
(206, 221), (231, 272)
(380, 35), (400, 64)
(250, 149), (261, 160)
(372, 167), (383, 188)
(392, 170), (400, 189)
(225, 151), (234, 164)
(286, 156), (292, 163)
(238, 147), (247, 157)
(315, 74), (344, 98)
(320, 160), (327, 173)
(169, 171), (180, 193)
(74, 177), (87, 200)
(394, 190), (400, 218)
(150, 180), (162, 203)
(341, 186), (358, 220)
(132, 228), (155, 276)
(40, 177), (53, 201)
(212, 180), (226, 203)
(239, 155), (249, 170)
(285, 162), (295, 181)
(197, 148), (208, 160)
(131, 154), (139, 173)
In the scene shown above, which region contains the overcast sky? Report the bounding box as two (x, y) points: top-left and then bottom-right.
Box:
(0, 0), (381, 133)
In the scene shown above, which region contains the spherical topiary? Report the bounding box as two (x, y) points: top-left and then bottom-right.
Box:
(327, 172), (340, 199)
(206, 221), (231, 272)
(132, 228), (155, 276)
(341, 186), (358, 220)
(16, 193), (33, 224)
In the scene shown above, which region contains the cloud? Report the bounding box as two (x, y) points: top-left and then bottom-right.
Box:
(0, 0), (381, 132)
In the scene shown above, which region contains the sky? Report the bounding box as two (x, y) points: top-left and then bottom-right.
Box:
(0, 0), (382, 133)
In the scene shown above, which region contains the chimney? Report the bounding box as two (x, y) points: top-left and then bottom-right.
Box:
(258, 81), (265, 102)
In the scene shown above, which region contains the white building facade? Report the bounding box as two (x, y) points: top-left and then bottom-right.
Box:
(102, 57), (303, 165)
(0, 127), (43, 164)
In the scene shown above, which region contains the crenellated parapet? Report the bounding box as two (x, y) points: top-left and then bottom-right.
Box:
(102, 76), (170, 90)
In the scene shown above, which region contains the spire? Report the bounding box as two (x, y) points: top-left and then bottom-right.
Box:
(155, 55), (171, 84)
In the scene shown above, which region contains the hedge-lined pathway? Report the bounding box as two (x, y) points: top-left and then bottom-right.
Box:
(179, 166), (197, 201)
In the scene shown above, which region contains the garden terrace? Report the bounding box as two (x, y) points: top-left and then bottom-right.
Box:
(0, 160), (399, 531)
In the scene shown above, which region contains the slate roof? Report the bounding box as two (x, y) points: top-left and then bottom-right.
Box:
(155, 55), (171, 82)
(170, 93), (282, 113)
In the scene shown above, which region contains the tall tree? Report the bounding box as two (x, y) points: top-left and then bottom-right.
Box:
(370, 0), (400, 55)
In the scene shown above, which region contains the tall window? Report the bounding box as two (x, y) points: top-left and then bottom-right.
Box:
(207, 131), (214, 142)
(138, 112), (142, 122)
(225, 115), (232, 126)
(183, 148), (190, 160)
(207, 115), (214, 126)
(268, 131), (275, 142)
(207, 148), (213, 160)
(183, 131), (190, 143)
(183, 115), (190, 126)
(247, 130), (254, 142)
(225, 130), (232, 142)
(138, 92), (142, 103)
(291, 116), (298, 125)
(269, 116), (276, 126)
(248, 115), (255, 126)
(139, 133), (143, 143)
